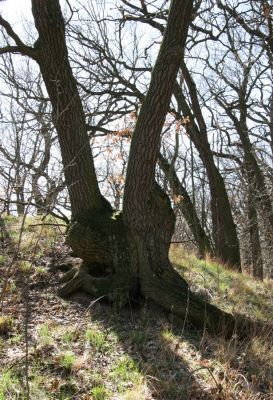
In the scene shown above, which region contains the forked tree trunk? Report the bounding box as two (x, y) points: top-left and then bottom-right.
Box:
(61, 185), (235, 335)
(27, 0), (238, 335)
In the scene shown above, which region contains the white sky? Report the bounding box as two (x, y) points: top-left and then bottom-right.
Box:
(0, 0), (93, 48)
(0, 0), (35, 47)
(0, 0), (32, 25)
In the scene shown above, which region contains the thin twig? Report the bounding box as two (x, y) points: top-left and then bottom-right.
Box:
(29, 223), (68, 228)
(74, 295), (106, 335)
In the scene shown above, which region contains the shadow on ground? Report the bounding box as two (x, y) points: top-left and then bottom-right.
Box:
(68, 291), (248, 400)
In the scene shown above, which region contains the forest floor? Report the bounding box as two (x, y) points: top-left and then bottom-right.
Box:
(0, 215), (273, 400)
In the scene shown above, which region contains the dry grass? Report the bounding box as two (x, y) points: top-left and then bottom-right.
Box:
(170, 245), (273, 322)
(0, 218), (272, 399)
(0, 315), (13, 335)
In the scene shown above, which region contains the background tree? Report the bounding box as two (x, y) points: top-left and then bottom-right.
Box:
(200, 5), (273, 278)
(0, 54), (67, 218)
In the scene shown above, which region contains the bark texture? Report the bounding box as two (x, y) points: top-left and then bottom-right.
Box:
(119, 0), (237, 335)
(58, 210), (137, 306)
(31, 0), (103, 218)
(60, 196), (236, 336)
(174, 73), (241, 270)
(158, 153), (213, 258)
(247, 193), (263, 280)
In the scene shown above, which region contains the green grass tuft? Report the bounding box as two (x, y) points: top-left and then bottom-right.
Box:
(85, 328), (107, 351)
(90, 385), (110, 400)
(0, 370), (21, 400)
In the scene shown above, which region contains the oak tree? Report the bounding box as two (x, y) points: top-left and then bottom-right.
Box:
(0, 0), (237, 335)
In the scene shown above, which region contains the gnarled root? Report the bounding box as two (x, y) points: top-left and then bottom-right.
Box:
(58, 206), (263, 339)
(58, 262), (113, 299)
(59, 267), (78, 283)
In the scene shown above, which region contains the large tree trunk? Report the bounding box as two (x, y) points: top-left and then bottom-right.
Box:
(60, 185), (235, 335)
(58, 209), (137, 307)
(119, 0), (236, 335)
(27, 0), (238, 336)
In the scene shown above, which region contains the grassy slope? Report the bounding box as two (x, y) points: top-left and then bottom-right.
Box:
(0, 216), (272, 400)
(170, 245), (273, 323)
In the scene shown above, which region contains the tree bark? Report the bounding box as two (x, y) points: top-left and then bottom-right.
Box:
(158, 152), (213, 258)
(31, 0), (105, 219)
(119, 0), (237, 335)
(247, 191), (263, 280)
(173, 80), (241, 270)
(36, 0), (237, 336)
(240, 124), (273, 231)
(214, 66), (273, 252)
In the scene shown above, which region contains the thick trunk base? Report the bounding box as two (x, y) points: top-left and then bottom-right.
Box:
(59, 210), (138, 307)
(59, 205), (238, 337)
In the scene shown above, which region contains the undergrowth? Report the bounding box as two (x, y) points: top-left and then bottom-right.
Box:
(0, 216), (272, 399)
(170, 245), (273, 323)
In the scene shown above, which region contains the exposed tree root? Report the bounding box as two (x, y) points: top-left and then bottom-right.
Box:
(58, 206), (270, 339)
(58, 263), (113, 299)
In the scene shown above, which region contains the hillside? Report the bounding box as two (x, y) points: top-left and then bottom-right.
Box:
(0, 216), (272, 400)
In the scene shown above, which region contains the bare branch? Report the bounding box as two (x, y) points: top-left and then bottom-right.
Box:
(0, 15), (37, 59)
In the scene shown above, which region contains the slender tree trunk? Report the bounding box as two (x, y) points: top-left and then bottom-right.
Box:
(158, 153), (213, 258)
(269, 92), (273, 156)
(15, 187), (25, 215)
(241, 129), (273, 231)
(174, 82), (241, 269)
(15, 165), (25, 215)
(247, 191), (263, 280)
(0, 215), (10, 242)
(213, 62), (273, 254)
